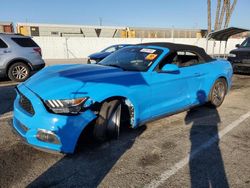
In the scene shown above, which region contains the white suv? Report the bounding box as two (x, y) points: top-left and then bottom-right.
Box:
(0, 33), (45, 82)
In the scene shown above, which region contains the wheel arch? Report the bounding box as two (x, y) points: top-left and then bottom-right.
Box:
(6, 58), (33, 74)
(98, 95), (138, 128)
(213, 75), (229, 93)
(207, 75), (229, 102)
(74, 95), (138, 153)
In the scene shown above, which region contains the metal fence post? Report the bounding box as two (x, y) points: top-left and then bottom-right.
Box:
(65, 37), (69, 59)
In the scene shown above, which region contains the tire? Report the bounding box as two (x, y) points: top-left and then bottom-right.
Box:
(209, 78), (227, 108)
(93, 100), (122, 141)
(8, 62), (31, 82)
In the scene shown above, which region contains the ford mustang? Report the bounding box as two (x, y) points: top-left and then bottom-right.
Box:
(12, 43), (233, 153)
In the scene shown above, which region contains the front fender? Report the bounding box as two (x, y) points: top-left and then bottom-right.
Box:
(85, 84), (145, 128)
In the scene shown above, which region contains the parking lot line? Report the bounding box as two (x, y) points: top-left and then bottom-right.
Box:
(0, 82), (18, 87)
(144, 111), (250, 188)
(0, 114), (13, 121)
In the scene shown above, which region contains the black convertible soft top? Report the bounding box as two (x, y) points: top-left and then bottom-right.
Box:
(138, 42), (213, 62)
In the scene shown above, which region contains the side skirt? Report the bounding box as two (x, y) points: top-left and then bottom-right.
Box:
(137, 103), (202, 127)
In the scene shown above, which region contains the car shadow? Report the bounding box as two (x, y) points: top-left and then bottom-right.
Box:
(185, 105), (229, 187)
(27, 125), (146, 187)
(0, 84), (17, 115)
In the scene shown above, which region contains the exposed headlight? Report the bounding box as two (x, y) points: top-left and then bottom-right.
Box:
(228, 53), (236, 57)
(45, 98), (88, 114)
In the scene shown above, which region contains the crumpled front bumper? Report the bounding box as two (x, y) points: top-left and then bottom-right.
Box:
(12, 84), (96, 153)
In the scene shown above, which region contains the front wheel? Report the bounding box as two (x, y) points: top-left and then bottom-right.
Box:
(209, 78), (227, 107)
(93, 100), (122, 141)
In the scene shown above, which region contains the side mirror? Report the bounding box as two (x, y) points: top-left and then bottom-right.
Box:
(235, 44), (240, 48)
(160, 64), (180, 74)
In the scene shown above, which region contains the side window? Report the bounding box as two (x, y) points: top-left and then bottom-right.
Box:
(243, 38), (250, 47)
(11, 37), (39, 47)
(118, 45), (124, 49)
(0, 38), (8, 48)
(104, 46), (116, 53)
(174, 51), (203, 67)
(157, 52), (178, 71)
(240, 38), (250, 48)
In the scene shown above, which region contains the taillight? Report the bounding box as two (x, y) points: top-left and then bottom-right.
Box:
(33, 47), (42, 56)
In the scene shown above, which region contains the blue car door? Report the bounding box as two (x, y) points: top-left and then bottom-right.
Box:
(148, 71), (190, 118)
(178, 65), (208, 105)
(147, 50), (211, 118)
(177, 53), (211, 105)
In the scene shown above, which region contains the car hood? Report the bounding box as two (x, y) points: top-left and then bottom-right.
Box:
(89, 52), (111, 59)
(23, 64), (147, 99)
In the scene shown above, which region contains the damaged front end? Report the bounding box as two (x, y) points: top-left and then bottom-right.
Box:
(125, 99), (135, 127)
(13, 84), (98, 153)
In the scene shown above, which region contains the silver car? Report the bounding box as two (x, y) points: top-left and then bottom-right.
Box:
(0, 33), (45, 82)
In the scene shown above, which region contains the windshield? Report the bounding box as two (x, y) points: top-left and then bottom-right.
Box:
(99, 46), (163, 71)
(101, 46), (117, 53)
(241, 38), (250, 48)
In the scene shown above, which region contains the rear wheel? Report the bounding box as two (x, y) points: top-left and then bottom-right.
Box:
(93, 100), (122, 141)
(209, 78), (227, 107)
(8, 62), (30, 82)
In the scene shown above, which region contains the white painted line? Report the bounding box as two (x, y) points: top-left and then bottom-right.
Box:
(145, 111), (250, 188)
(0, 83), (18, 87)
(0, 114), (13, 121)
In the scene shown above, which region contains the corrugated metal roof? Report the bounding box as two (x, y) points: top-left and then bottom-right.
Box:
(207, 27), (250, 41)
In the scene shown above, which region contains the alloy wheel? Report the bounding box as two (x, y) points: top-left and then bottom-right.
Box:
(12, 65), (28, 80)
(211, 81), (226, 106)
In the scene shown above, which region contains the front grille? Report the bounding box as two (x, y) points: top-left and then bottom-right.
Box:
(234, 65), (250, 74)
(19, 92), (35, 116)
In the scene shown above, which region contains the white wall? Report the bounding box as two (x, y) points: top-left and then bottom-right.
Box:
(33, 37), (245, 59)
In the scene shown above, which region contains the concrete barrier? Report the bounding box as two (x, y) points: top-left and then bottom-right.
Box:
(33, 37), (245, 59)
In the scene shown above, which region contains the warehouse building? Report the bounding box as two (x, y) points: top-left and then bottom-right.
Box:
(16, 23), (126, 37)
(127, 27), (207, 38)
(16, 22), (208, 38)
(0, 21), (14, 33)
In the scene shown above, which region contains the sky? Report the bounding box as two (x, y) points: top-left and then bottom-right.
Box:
(0, 0), (249, 29)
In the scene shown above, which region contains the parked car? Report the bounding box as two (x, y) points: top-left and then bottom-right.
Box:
(87, 44), (131, 63)
(0, 33), (45, 82)
(228, 37), (250, 74)
(12, 42), (232, 153)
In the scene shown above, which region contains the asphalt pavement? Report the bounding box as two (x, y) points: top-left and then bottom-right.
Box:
(0, 66), (249, 188)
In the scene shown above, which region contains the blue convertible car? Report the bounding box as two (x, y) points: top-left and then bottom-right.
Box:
(13, 43), (233, 153)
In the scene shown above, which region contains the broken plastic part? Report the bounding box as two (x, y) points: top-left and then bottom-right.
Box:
(125, 99), (135, 126)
